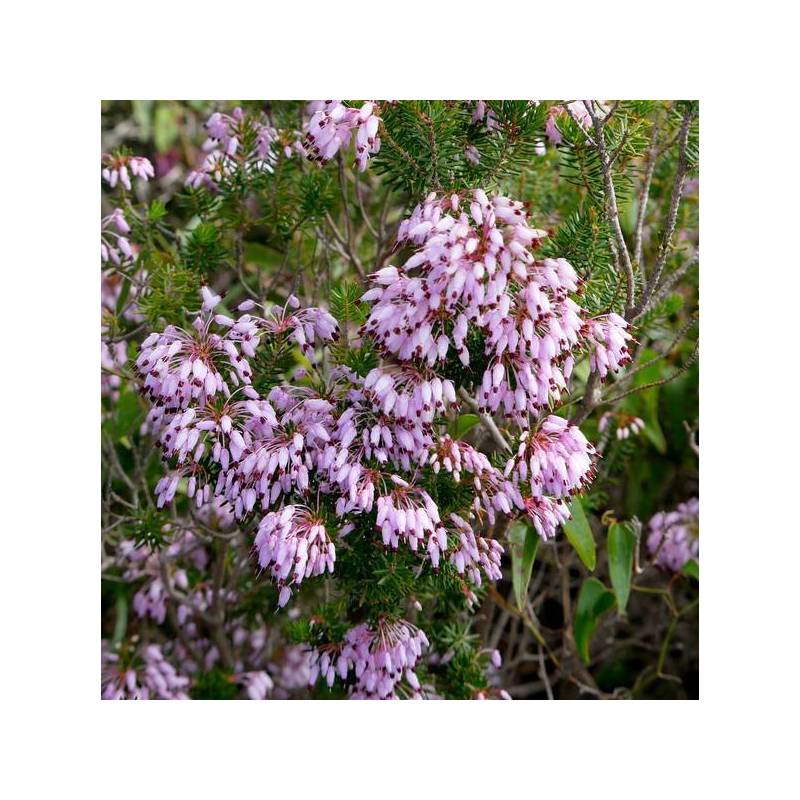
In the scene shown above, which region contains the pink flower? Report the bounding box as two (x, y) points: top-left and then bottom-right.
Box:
(647, 498), (699, 571)
(254, 505), (336, 606)
(102, 153), (154, 190)
(302, 101), (381, 172)
(584, 313), (633, 379)
(310, 619), (429, 699)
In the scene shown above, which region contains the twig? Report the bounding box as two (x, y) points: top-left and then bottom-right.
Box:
(683, 419), (700, 457)
(638, 106), (695, 313)
(585, 101), (636, 318)
(458, 388), (511, 453)
(634, 122), (660, 270)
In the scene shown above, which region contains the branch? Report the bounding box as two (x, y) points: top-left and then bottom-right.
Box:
(637, 106), (695, 314)
(584, 101), (636, 318)
(634, 122), (660, 270)
(458, 388), (511, 453)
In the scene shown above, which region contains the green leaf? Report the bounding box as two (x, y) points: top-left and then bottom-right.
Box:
(148, 200), (167, 223)
(608, 522), (635, 613)
(450, 413), (480, 440)
(509, 521), (540, 611)
(574, 577), (615, 664)
(682, 559), (699, 580)
(562, 499), (596, 571)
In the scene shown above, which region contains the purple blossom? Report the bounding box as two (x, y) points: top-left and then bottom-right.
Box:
(101, 208), (134, 265)
(101, 642), (190, 700)
(376, 478), (447, 563)
(584, 313), (633, 379)
(647, 497), (699, 571)
(102, 153), (154, 190)
(302, 101), (381, 172)
(254, 505), (336, 607)
(506, 415), (597, 499)
(187, 107), (278, 189)
(447, 513), (503, 587)
(310, 619), (429, 699)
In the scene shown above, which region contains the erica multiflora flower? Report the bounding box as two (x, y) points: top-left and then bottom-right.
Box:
(187, 107), (279, 189)
(101, 207), (134, 265)
(235, 670), (274, 700)
(447, 513), (503, 587)
(471, 100), (501, 132)
(302, 100), (381, 172)
(506, 415), (597, 499)
(102, 153), (154, 190)
(359, 189), (613, 426)
(238, 294), (338, 360)
(429, 435), (493, 483)
(101, 642), (190, 700)
(465, 144), (481, 165)
(376, 476), (447, 563)
(135, 303), (257, 415)
(646, 497), (699, 571)
(545, 106), (564, 145)
(523, 495), (572, 541)
(584, 313), (633, 379)
(310, 619), (429, 699)
(599, 412), (645, 440)
(254, 505), (336, 607)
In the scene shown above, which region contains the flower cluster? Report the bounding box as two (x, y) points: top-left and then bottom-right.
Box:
(255, 505), (336, 607)
(187, 107), (278, 190)
(302, 101), (381, 172)
(583, 313), (633, 379)
(506, 415), (596, 501)
(102, 153), (154, 190)
(376, 477), (447, 560)
(360, 190), (625, 426)
(646, 497), (699, 571)
(599, 412), (645, 440)
(101, 208), (133, 265)
(309, 619), (428, 699)
(447, 513), (503, 587)
(101, 642), (190, 700)
(130, 185), (634, 699)
(472, 101), (501, 132)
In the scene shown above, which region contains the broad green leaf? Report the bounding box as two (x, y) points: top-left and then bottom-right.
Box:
(574, 577), (615, 664)
(450, 413), (480, 440)
(682, 559), (699, 580)
(509, 521), (540, 611)
(608, 522), (635, 613)
(562, 499), (596, 571)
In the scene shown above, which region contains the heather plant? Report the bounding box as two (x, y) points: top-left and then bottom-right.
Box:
(101, 100), (699, 699)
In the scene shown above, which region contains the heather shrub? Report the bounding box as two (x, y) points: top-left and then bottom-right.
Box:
(101, 100), (698, 699)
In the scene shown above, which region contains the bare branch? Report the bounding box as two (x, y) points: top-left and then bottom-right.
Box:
(458, 388), (511, 453)
(584, 101), (636, 318)
(638, 106), (695, 313)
